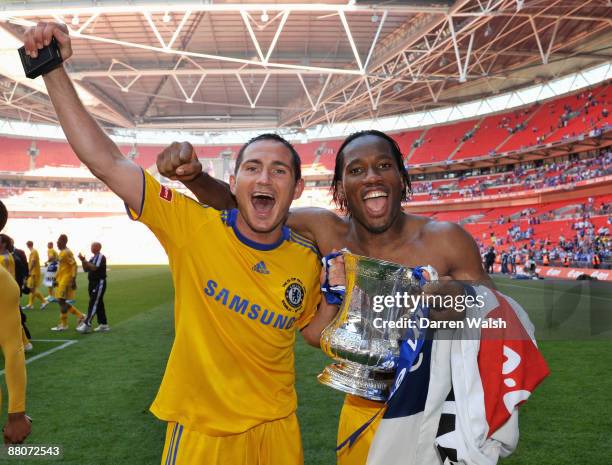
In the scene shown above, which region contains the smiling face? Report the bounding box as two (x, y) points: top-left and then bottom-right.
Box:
(337, 135), (405, 234)
(230, 139), (304, 239)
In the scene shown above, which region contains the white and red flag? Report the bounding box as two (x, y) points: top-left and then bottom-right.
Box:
(366, 286), (549, 465)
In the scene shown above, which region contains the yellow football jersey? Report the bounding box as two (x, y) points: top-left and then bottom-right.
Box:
(0, 265), (26, 414)
(129, 171), (321, 436)
(28, 249), (41, 277)
(56, 248), (76, 284)
(0, 252), (15, 278)
(47, 248), (58, 263)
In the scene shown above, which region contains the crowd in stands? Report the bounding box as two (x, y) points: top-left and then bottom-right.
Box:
(513, 151), (611, 189)
(411, 150), (611, 200)
(0, 84), (609, 271)
(514, 90), (608, 150)
(497, 109), (531, 136)
(8, 151), (607, 202)
(477, 198), (611, 271)
(0, 85), (608, 175)
(455, 87), (610, 159)
(559, 90), (605, 127)
(0, 178), (105, 192)
(6, 149), (602, 204)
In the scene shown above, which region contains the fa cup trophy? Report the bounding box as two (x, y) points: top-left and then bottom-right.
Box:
(318, 252), (437, 401)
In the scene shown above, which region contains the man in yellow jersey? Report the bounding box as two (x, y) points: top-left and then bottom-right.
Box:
(0, 234), (16, 277)
(24, 241), (46, 309)
(158, 130), (492, 465)
(0, 235), (34, 352)
(0, 201), (32, 444)
(23, 22), (337, 465)
(41, 241), (59, 308)
(50, 234), (85, 331)
(47, 242), (58, 262)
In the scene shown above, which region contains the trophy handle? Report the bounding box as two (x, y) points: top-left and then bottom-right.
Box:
(320, 252), (358, 358)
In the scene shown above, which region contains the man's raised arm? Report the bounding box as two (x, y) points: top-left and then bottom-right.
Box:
(23, 22), (142, 214)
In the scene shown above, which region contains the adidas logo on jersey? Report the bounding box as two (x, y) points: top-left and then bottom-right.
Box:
(252, 261), (270, 274)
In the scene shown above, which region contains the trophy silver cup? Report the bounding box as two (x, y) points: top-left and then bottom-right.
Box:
(318, 252), (437, 401)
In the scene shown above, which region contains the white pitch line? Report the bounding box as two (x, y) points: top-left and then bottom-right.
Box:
(0, 339), (78, 376)
(29, 339), (75, 343)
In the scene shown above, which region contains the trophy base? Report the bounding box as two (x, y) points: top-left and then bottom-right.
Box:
(317, 361), (394, 402)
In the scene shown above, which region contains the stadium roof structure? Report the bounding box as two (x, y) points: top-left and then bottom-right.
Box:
(0, 0), (610, 137)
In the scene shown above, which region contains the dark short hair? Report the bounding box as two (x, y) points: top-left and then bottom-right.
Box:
(331, 130), (411, 212)
(59, 234), (68, 243)
(0, 233), (13, 251)
(0, 200), (6, 232)
(235, 133), (301, 182)
(26, 241), (33, 247)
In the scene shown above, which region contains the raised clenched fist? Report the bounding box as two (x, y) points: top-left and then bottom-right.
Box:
(156, 141), (203, 182)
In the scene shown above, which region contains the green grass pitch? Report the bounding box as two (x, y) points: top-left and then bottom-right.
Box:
(1, 267), (610, 464)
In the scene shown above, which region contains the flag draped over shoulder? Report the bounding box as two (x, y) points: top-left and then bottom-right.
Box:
(366, 286), (550, 465)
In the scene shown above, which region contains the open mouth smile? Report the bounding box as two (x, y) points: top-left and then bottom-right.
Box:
(362, 189), (389, 216)
(251, 191), (276, 215)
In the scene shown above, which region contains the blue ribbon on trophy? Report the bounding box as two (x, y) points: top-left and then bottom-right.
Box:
(321, 251), (346, 305)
